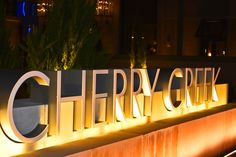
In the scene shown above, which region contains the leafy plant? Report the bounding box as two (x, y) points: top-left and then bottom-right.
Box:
(129, 33), (147, 68)
(0, 0), (21, 69)
(20, 0), (107, 70)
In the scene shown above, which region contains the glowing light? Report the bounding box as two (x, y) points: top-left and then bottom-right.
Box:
(96, 0), (112, 16)
(207, 52), (212, 57)
(140, 69), (151, 96)
(185, 68), (193, 107)
(141, 56), (147, 69)
(37, 8), (46, 13)
(212, 86), (219, 102)
(222, 51), (226, 55)
(37, 1), (53, 16)
(0, 132), (26, 156)
(133, 96), (142, 118)
(186, 90), (192, 107)
(22, 1), (26, 17)
(224, 150), (236, 157)
(115, 99), (125, 121)
(27, 26), (32, 33)
(163, 95), (175, 111)
(130, 58), (135, 69)
(141, 63), (147, 69)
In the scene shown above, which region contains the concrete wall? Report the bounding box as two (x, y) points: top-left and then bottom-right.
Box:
(16, 103), (236, 157)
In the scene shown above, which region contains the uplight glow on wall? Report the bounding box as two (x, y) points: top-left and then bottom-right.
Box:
(0, 67), (228, 156)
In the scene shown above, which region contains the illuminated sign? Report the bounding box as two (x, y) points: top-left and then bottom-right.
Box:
(0, 67), (227, 156)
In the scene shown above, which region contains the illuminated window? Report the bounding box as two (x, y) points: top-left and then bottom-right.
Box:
(96, 0), (112, 16)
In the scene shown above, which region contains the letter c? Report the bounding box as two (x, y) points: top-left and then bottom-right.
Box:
(1, 71), (49, 143)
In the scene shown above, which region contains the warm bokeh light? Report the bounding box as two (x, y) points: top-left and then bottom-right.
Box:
(96, 0), (112, 16)
(207, 52), (212, 57)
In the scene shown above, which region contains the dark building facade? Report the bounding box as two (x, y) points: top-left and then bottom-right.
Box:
(4, 0), (236, 56)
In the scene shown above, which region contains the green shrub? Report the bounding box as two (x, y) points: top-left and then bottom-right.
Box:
(20, 0), (107, 70)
